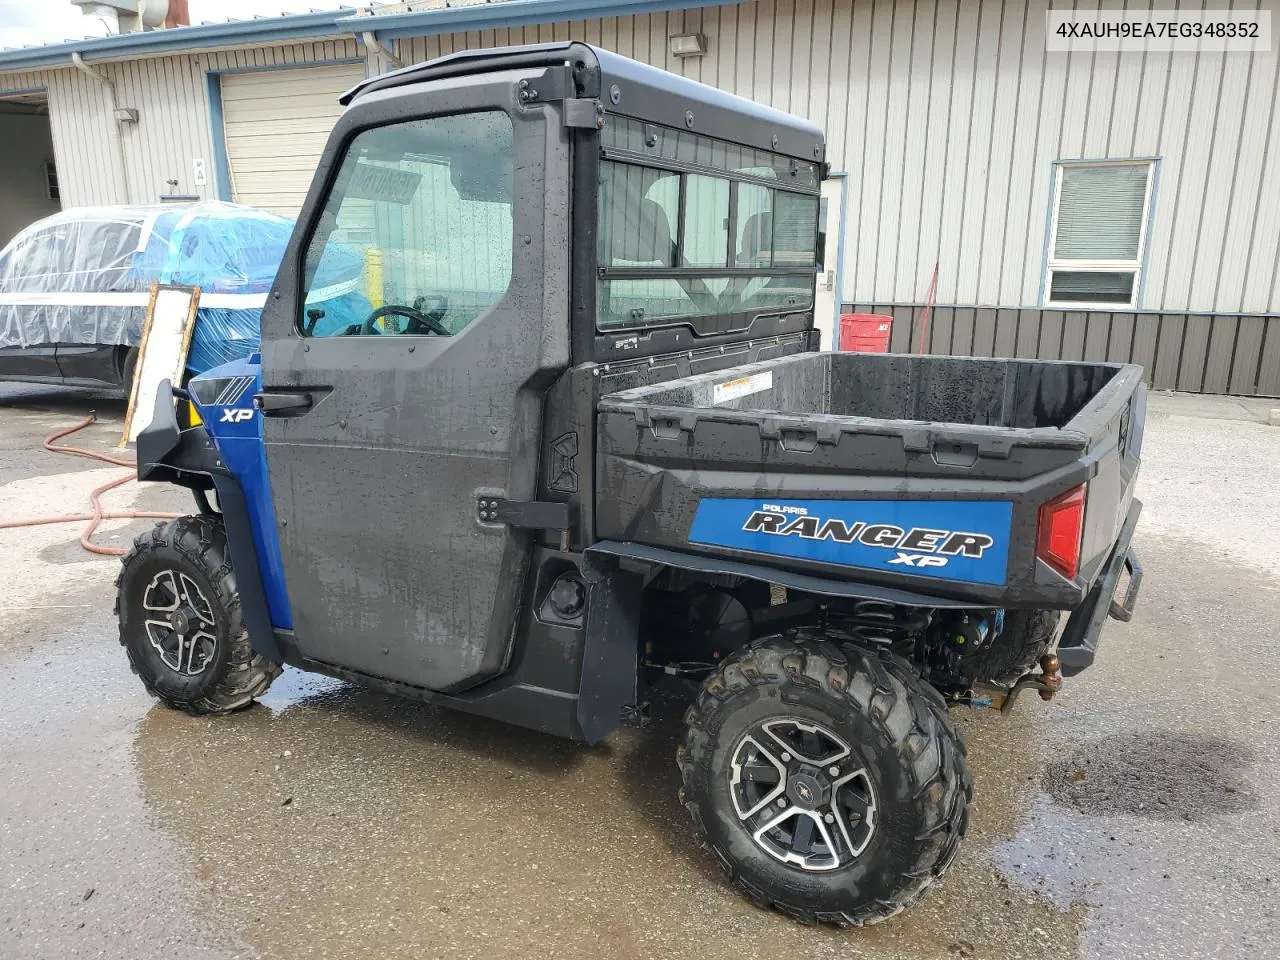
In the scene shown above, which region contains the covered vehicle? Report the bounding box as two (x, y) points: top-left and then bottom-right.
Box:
(0, 201), (367, 391)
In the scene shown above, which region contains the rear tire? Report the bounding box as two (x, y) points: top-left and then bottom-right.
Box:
(678, 636), (971, 926)
(960, 609), (1061, 686)
(115, 515), (280, 714)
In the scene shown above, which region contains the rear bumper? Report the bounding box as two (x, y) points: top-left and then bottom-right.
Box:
(1057, 500), (1143, 677)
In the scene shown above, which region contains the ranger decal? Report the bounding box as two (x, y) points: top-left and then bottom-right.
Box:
(688, 498), (1013, 586)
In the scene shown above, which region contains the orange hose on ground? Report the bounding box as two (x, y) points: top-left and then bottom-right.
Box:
(0, 413), (182, 556)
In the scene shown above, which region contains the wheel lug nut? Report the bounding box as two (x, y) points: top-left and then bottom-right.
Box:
(824, 812), (835, 823)
(780, 752), (791, 762)
(777, 798), (787, 807)
(829, 766), (839, 776)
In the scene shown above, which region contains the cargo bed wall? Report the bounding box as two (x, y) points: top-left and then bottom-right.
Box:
(620, 352), (1121, 428)
(595, 352), (1145, 609)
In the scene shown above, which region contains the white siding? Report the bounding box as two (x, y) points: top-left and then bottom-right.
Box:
(1, 2), (1277, 313)
(394, 0), (1280, 315)
(0, 38), (360, 213)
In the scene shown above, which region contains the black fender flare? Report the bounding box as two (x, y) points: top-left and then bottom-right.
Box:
(135, 380), (282, 664)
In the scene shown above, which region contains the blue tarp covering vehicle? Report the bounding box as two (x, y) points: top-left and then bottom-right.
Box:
(0, 201), (368, 380)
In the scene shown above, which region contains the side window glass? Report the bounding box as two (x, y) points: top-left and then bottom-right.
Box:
(681, 175), (729, 267)
(736, 183), (774, 268)
(599, 163), (679, 267)
(773, 192), (819, 267)
(299, 111), (514, 337)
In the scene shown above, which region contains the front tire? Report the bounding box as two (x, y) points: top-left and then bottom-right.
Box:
(115, 515), (280, 714)
(678, 636), (971, 926)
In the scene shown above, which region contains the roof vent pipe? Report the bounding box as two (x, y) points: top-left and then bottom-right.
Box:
(71, 52), (131, 205)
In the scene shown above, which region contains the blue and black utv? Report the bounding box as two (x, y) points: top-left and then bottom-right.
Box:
(118, 43), (1144, 927)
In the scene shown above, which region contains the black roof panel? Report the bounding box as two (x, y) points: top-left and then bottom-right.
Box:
(343, 41), (824, 162)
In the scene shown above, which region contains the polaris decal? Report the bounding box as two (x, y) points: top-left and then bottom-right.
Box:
(688, 498), (1013, 585)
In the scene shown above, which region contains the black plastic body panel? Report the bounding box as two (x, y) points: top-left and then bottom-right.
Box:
(1058, 500), (1143, 676)
(258, 68), (571, 696)
(272, 546), (599, 740)
(596, 352), (1147, 609)
(343, 42), (825, 162)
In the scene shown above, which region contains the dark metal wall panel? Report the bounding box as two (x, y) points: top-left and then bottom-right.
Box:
(890, 305), (916, 352)
(973, 308), (998, 357)
(1059, 312), (1087, 361)
(1082, 313), (1111, 362)
(1200, 317), (1240, 395)
(1151, 315), (1186, 390)
(1014, 310), (1040, 358)
(1257, 319), (1280, 396)
(950, 308), (976, 356)
(929, 308), (954, 356)
(1131, 314), (1160, 380)
(841, 302), (1279, 396)
(1036, 313), (1063, 361)
(1107, 314), (1137, 365)
(993, 309), (1018, 357)
(1229, 317), (1267, 395)
(1175, 316), (1212, 393)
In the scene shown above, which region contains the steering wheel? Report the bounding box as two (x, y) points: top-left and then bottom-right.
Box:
(360, 302), (449, 337)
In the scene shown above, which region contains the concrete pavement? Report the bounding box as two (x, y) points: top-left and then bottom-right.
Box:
(1, 382), (1277, 960)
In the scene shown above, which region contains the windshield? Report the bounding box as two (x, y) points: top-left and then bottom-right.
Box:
(596, 119), (820, 335)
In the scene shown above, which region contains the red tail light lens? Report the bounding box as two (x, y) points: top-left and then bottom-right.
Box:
(1037, 484), (1086, 580)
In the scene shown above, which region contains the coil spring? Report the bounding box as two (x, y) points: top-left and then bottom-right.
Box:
(843, 600), (905, 645)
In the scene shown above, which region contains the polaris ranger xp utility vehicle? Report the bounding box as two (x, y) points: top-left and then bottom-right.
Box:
(118, 42), (1145, 926)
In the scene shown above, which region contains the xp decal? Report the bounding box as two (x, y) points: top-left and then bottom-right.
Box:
(688, 498), (1013, 585)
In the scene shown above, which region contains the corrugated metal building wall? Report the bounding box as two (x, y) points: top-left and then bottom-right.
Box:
(2, 0), (1278, 393)
(0, 38), (361, 208)
(393, 0), (1280, 394)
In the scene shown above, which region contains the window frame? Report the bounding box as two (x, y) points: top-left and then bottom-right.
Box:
(1043, 158), (1156, 311)
(43, 159), (59, 202)
(597, 148), (821, 333)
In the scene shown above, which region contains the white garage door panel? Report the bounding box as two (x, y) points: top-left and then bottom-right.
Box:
(226, 134), (336, 160)
(221, 62), (365, 217)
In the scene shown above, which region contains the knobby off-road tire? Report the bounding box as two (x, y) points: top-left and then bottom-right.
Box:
(960, 609), (1061, 686)
(677, 636), (971, 926)
(116, 515), (281, 714)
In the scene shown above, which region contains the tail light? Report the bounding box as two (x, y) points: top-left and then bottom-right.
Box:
(1037, 484), (1086, 580)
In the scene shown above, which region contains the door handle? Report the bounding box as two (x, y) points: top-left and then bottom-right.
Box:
(253, 391), (314, 415)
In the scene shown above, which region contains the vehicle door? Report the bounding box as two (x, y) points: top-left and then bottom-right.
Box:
(0, 226), (68, 381)
(256, 73), (570, 692)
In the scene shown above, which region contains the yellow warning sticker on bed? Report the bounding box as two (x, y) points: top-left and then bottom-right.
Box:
(712, 370), (772, 405)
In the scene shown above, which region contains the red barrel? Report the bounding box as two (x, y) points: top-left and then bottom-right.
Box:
(839, 313), (893, 352)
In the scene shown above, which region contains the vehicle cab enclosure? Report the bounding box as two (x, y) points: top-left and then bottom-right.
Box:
(142, 42), (1142, 746)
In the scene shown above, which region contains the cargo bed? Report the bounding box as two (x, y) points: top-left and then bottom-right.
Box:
(596, 352), (1146, 608)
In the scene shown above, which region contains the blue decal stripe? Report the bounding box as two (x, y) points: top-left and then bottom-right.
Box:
(688, 498), (1013, 586)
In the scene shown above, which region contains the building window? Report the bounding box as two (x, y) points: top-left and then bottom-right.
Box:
(44, 159), (59, 202)
(1045, 161), (1154, 309)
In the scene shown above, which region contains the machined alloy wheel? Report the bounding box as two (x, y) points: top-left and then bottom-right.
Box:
(729, 719), (876, 872)
(678, 636), (972, 926)
(116, 515), (280, 715)
(142, 569), (218, 676)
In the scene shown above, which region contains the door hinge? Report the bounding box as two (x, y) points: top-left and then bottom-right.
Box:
(563, 97), (605, 129)
(477, 497), (576, 530)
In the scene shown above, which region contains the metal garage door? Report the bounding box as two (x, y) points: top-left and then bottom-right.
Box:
(220, 62), (365, 217)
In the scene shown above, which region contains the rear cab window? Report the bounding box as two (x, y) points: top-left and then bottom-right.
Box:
(597, 117), (820, 336)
